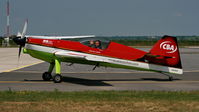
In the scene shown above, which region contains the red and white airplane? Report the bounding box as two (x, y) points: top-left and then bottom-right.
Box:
(13, 21), (183, 83)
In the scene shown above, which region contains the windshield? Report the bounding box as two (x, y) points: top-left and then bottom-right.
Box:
(80, 38), (110, 50)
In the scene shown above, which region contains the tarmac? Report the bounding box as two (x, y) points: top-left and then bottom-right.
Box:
(0, 48), (199, 91)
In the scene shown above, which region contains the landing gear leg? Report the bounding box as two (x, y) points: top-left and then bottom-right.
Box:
(42, 63), (54, 81)
(161, 72), (173, 81)
(53, 59), (62, 83)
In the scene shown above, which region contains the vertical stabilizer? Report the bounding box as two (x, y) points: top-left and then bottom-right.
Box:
(146, 35), (182, 69)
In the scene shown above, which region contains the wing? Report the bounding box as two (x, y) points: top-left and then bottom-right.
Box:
(25, 35), (95, 39)
(55, 51), (105, 62)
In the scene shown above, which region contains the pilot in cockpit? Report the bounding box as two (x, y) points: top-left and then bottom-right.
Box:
(88, 40), (95, 48)
(95, 40), (102, 49)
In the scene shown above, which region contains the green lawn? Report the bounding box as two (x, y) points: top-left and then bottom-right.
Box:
(0, 90), (199, 112)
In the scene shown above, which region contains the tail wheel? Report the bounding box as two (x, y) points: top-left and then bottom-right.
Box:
(42, 72), (52, 81)
(53, 74), (62, 83)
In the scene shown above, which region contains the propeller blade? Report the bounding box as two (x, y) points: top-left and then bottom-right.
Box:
(21, 19), (28, 38)
(17, 32), (22, 37)
(18, 45), (22, 59)
(13, 20), (28, 60)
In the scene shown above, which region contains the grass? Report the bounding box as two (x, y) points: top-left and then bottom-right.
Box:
(0, 90), (199, 112)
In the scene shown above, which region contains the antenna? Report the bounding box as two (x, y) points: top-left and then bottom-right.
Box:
(7, 0), (10, 38)
(3, 0), (10, 46)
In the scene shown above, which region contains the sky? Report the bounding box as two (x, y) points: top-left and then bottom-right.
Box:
(0, 0), (199, 36)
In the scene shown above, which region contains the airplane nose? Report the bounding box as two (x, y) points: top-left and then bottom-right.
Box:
(13, 36), (26, 46)
(12, 36), (26, 58)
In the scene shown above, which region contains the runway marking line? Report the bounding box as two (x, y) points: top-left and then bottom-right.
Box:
(0, 81), (52, 84)
(12, 71), (154, 74)
(0, 80), (199, 84)
(184, 70), (199, 72)
(105, 81), (199, 84)
(2, 61), (43, 73)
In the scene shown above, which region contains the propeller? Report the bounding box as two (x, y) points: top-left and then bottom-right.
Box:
(13, 20), (28, 59)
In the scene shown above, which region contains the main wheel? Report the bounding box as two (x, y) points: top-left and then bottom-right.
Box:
(53, 74), (62, 83)
(42, 72), (52, 81)
(169, 76), (173, 81)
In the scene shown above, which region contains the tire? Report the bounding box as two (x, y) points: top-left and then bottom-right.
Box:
(169, 76), (173, 81)
(42, 72), (52, 81)
(53, 74), (62, 83)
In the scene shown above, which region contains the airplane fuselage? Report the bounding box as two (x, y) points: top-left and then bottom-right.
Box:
(23, 37), (183, 74)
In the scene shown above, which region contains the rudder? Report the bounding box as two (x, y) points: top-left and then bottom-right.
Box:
(145, 35), (182, 69)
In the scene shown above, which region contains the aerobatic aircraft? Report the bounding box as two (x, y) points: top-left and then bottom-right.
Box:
(13, 21), (183, 83)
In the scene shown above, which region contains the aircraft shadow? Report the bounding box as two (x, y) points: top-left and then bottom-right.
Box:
(24, 76), (113, 86)
(23, 77), (181, 86)
(62, 76), (112, 86)
(96, 78), (181, 82)
(62, 76), (181, 85)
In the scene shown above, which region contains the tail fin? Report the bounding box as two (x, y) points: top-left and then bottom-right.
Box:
(145, 35), (182, 69)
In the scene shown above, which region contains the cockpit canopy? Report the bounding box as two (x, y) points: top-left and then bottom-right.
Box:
(80, 39), (110, 50)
